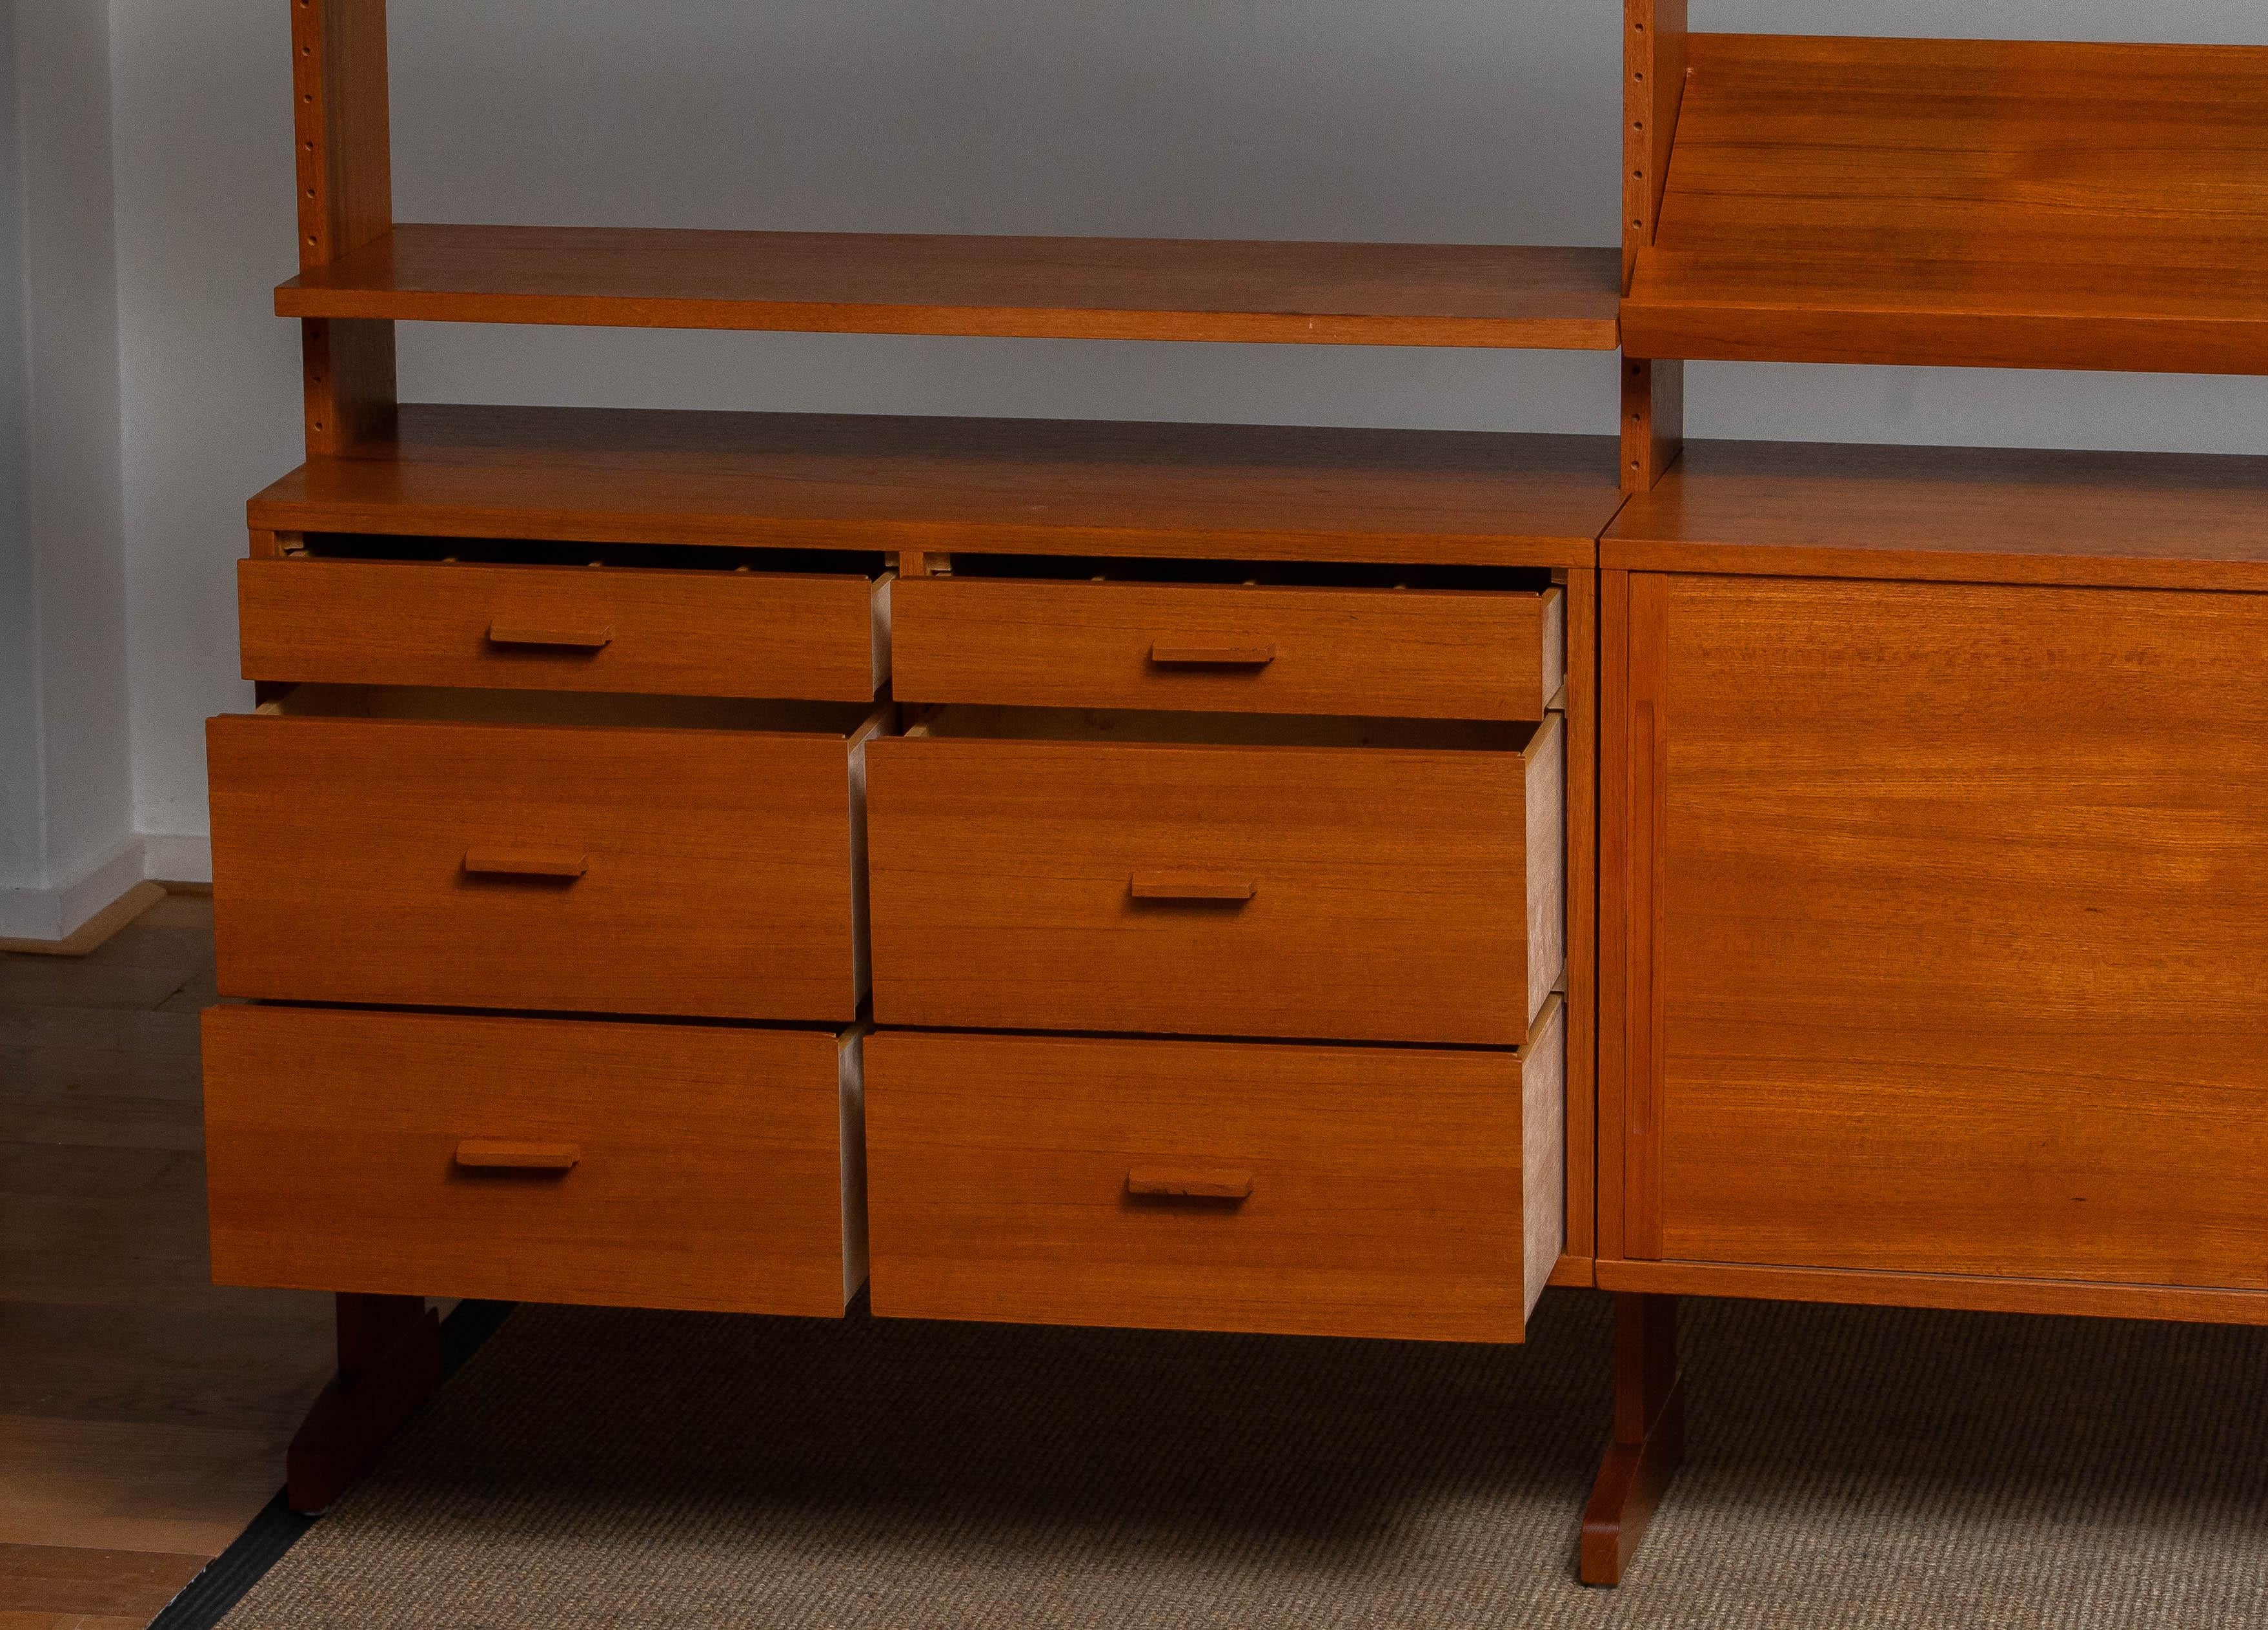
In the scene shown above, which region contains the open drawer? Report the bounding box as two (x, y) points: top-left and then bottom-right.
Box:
(205, 1005), (867, 1316)
(238, 537), (892, 701)
(892, 556), (1564, 720)
(207, 686), (887, 1021)
(865, 997), (1564, 1343)
(865, 706), (1563, 1046)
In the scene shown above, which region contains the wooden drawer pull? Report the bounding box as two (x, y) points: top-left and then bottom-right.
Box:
(1149, 642), (1277, 667)
(1128, 1166), (1254, 1201)
(455, 1139), (582, 1172)
(463, 847), (589, 879)
(1129, 872), (1256, 902)
(487, 622), (614, 650)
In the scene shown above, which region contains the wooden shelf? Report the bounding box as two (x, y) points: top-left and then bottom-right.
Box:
(1604, 439), (2268, 591)
(1622, 36), (2268, 374)
(275, 225), (1623, 350)
(247, 405), (1624, 569)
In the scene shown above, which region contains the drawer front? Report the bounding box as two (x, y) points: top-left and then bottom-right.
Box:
(208, 713), (862, 1020)
(239, 557), (888, 700)
(893, 575), (1563, 720)
(866, 720), (1561, 1046)
(866, 1008), (1563, 1343)
(204, 1006), (862, 1314)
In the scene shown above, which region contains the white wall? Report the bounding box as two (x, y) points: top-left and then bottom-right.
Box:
(99, 0), (2268, 876)
(0, 0), (137, 937)
(0, 1), (35, 895)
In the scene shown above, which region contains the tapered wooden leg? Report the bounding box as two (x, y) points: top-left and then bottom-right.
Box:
(1579, 1292), (1684, 1585)
(285, 1292), (441, 1513)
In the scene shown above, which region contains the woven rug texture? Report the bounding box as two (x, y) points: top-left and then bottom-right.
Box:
(216, 1290), (2268, 1629)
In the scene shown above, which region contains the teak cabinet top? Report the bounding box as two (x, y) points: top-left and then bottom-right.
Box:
(1605, 440), (2268, 593)
(250, 404), (1624, 571)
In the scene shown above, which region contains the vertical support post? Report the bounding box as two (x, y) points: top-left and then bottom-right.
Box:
(276, 15), (423, 1516)
(1621, 359), (1682, 494)
(292, 0), (397, 454)
(285, 1292), (441, 1513)
(1580, 1292), (1685, 1585)
(1587, 578), (1683, 1583)
(1622, 0), (1687, 493)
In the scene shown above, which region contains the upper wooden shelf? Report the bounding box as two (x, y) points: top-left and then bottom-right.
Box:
(276, 225), (1623, 350)
(1622, 35), (2268, 374)
(248, 404), (1624, 569)
(1605, 439), (2268, 592)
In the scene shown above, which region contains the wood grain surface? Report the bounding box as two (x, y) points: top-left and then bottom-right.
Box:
(866, 1003), (1562, 1343)
(276, 225), (1623, 349)
(1603, 439), (2268, 591)
(866, 713), (1561, 1046)
(247, 404), (1622, 569)
(238, 555), (888, 699)
(891, 575), (1563, 720)
(204, 1006), (856, 1315)
(1624, 35), (2268, 372)
(208, 700), (875, 1021)
(1610, 575), (2268, 1299)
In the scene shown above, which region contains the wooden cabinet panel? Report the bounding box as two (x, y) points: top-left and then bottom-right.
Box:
(891, 574), (1563, 720)
(204, 1006), (864, 1315)
(238, 556), (889, 700)
(208, 697), (880, 1021)
(866, 711), (1562, 1046)
(1617, 575), (2268, 1294)
(865, 1002), (1563, 1343)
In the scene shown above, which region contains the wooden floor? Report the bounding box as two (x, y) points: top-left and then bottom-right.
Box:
(0, 895), (334, 1627)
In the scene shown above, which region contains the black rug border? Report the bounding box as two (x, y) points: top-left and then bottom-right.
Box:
(150, 1298), (518, 1630)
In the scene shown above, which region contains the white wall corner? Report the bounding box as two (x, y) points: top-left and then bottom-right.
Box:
(0, 832), (144, 941)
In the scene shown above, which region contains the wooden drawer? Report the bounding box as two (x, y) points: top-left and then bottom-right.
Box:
(866, 708), (1562, 1046)
(203, 1005), (866, 1315)
(893, 564), (1563, 720)
(208, 686), (885, 1021)
(238, 551), (890, 701)
(866, 1000), (1564, 1343)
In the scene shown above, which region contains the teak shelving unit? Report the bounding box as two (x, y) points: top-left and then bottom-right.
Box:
(206, 0), (2268, 1594)
(1590, 0), (2268, 1591)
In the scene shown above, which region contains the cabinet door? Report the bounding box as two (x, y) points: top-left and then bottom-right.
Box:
(1610, 574), (2268, 1294)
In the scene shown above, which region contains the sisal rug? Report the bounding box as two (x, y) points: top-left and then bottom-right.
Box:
(217, 1291), (2268, 1629)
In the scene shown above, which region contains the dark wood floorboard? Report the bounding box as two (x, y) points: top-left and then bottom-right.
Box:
(0, 898), (333, 1620)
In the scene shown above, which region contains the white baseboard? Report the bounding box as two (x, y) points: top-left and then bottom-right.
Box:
(142, 833), (213, 887)
(0, 831), (213, 945)
(0, 837), (147, 941)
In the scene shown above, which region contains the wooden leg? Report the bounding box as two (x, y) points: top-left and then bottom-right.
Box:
(1579, 1292), (1684, 1586)
(285, 1292), (442, 1514)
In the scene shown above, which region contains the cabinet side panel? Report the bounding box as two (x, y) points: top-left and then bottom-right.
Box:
(1523, 997), (1569, 1315)
(1561, 569), (1598, 1267)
